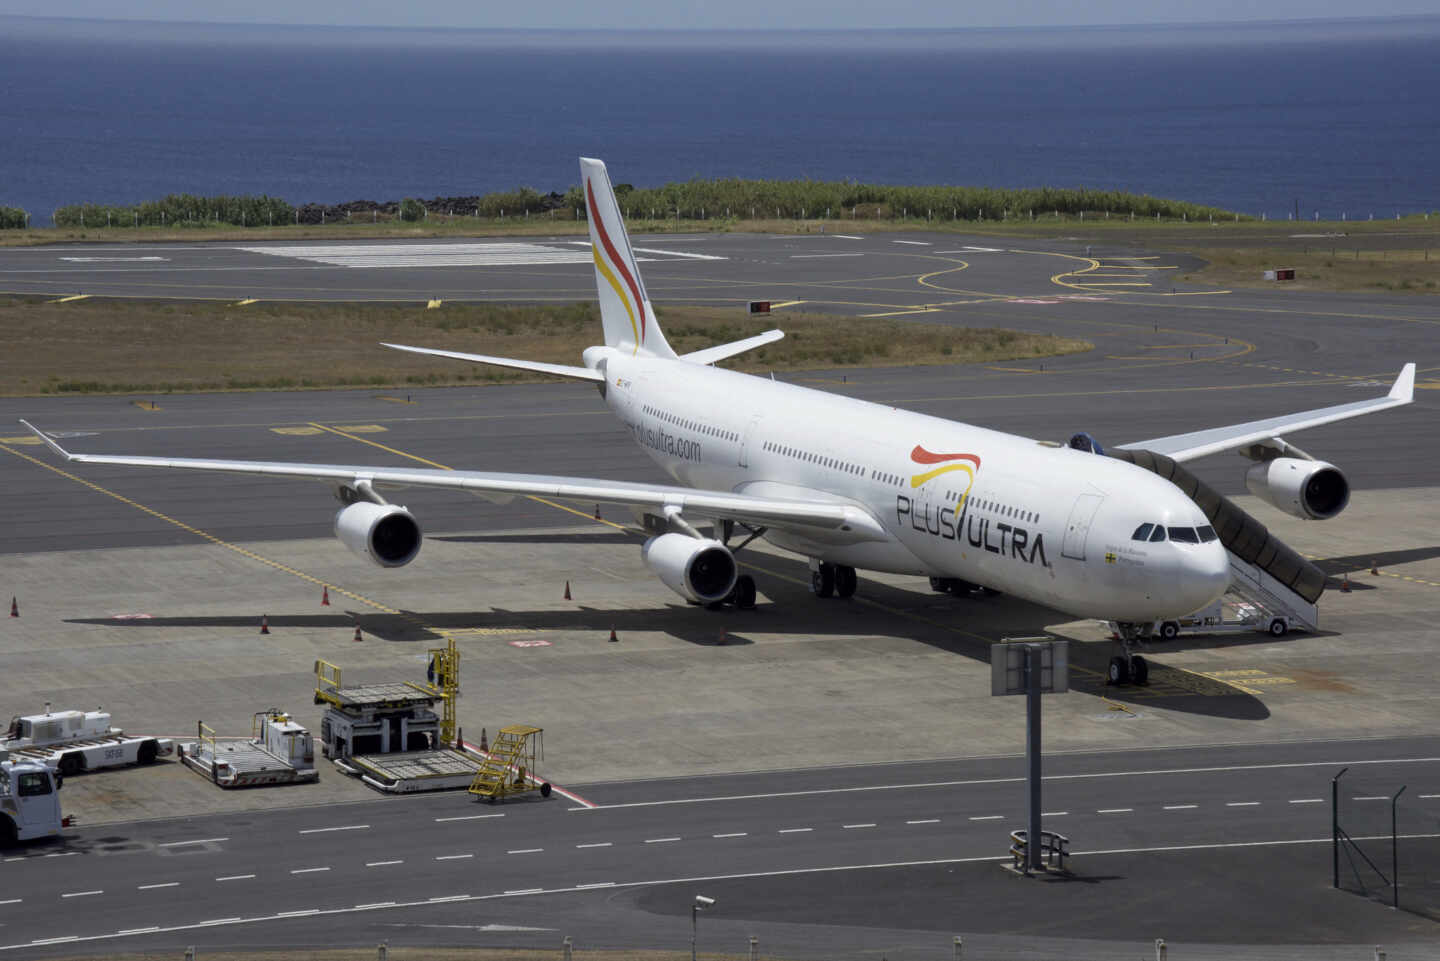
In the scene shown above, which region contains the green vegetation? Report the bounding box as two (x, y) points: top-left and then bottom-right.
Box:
(0, 206), (28, 229)
(399, 197), (425, 222)
(0, 298), (1090, 397)
(53, 193), (294, 229)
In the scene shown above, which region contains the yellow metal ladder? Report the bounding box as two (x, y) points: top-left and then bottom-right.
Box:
(468, 725), (542, 801)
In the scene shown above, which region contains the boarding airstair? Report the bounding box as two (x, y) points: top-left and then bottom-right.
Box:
(1112, 449), (1324, 634)
(468, 725), (550, 801)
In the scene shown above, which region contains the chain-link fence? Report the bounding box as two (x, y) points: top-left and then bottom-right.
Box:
(1333, 767), (1440, 921)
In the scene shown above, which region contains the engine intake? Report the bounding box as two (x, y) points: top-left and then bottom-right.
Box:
(334, 501), (423, 567)
(641, 533), (738, 604)
(1245, 457), (1350, 520)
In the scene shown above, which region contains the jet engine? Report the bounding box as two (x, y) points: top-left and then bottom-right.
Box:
(1244, 457), (1350, 520)
(641, 533), (738, 604)
(334, 501), (423, 568)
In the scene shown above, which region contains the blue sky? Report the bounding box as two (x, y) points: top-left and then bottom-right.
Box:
(1, 0), (1437, 29)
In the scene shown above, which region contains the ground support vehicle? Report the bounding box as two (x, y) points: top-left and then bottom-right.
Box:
(469, 725), (552, 802)
(2, 706), (173, 777)
(0, 755), (66, 845)
(180, 710), (318, 788)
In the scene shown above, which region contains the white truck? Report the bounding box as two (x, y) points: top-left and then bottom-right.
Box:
(2, 706), (174, 777)
(0, 755), (66, 846)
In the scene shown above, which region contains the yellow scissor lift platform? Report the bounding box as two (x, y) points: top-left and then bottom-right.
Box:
(469, 725), (552, 802)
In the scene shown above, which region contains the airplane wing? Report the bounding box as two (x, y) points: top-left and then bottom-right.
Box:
(20, 421), (888, 544)
(1116, 363), (1415, 462)
(380, 343), (604, 383)
(681, 329), (785, 366)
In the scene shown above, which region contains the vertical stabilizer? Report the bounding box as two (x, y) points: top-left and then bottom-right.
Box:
(580, 157), (677, 358)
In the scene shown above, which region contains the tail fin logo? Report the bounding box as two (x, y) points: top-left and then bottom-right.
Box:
(909, 446), (981, 491)
(586, 177), (646, 350)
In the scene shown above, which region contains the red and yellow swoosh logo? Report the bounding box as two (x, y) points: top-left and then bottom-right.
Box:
(586, 178), (646, 351)
(909, 446), (981, 489)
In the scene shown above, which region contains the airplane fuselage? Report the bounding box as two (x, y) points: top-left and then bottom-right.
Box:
(599, 349), (1230, 622)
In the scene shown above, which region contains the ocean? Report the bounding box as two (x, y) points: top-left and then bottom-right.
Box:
(1, 16), (1438, 225)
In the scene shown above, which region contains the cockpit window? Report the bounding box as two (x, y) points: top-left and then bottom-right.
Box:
(1168, 527), (1200, 543)
(1148, 525), (1167, 542)
(1197, 525), (1218, 543)
(1131, 523), (1154, 541)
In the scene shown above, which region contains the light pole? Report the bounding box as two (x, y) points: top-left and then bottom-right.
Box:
(692, 895), (715, 961)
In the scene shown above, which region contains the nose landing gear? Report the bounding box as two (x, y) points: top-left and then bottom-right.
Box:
(1108, 621), (1151, 686)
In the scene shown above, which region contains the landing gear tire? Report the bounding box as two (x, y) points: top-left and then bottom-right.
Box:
(733, 575), (757, 610)
(976, 586), (1002, 598)
(812, 563), (836, 598)
(1131, 655), (1149, 685)
(834, 566), (857, 599)
(540, 782), (553, 798)
(1108, 656), (1131, 686)
(0, 816), (16, 849)
(1158, 621), (1180, 641)
(137, 739), (159, 765)
(58, 753), (82, 777)
(1268, 618), (1288, 637)
(929, 576), (952, 593)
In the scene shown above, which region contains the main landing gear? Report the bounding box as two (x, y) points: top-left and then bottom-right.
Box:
(811, 561), (858, 599)
(929, 577), (1001, 598)
(1108, 622), (1151, 686)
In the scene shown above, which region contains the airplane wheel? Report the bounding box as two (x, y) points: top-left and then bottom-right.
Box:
(137, 740), (159, 765)
(1268, 618), (1288, 637)
(58, 753), (82, 777)
(733, 575), (757, 610)
(1131, 655), (1149, 685)
(0, 816), (16, 849)
(1107, 656), (1131, 686)
(812, 563), (835, 598)
(928, 576), (952, 593)
(976, 586), (1002, 598)
(1159, 621), (1180, 641)
(835, 566), (857, 599)
(540, 782), (553, 798)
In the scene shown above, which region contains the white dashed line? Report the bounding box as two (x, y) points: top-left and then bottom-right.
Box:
(159, 837), (228, 847)
(645, 837), (682, 844)
(1354, 796), (1389, 801)
(138, 882), (180, 890)
(791, 253), (864, 258)
(434, 814), (505, 822)
(299, 824), (369, 834)
(843, 823), (877, 829)
(1163, 805), (1198, 811)
(429, 894), (469, 903)
(42, 852), (77, 858)
(1098, 808), (1133, 814)
(713, 833), (747, 839)
(576, 842), (612, 849)
(1421, 794), (1440, 799)
(277, 909), (319, 918)
(30, 936), (78, 945)
(436, 854), (475, 861)
(1043, 811), (1070, 816)
(778, 828), (813, 834)
(1290, 798), (1325, 804)
(1227, 802), (1261, 807)
(366, 860), (403, 867)
(355, 902), (397, 909)
(216, 874), (255, 882)
(118, 927), (160, 935)
(61, 890), (103, 898)
(831, 234), (864, 240)
(970, 815), (1004, 821)
(291, 867), (331, 875)
(198, 917), (242, 926)
(506, 888), (544, 895)
(893, 240), (931, 246)
(0, 899), (21, 906)
(508, 848), (544, 855)
(576, 882), (615, 889)
(906, 819), (940, 825)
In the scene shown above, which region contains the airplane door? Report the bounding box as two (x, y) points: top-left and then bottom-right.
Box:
(1061, 493), (1104, 561)
(738, 415), (762, 468)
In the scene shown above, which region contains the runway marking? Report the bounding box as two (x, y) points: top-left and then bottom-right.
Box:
(830, 234), (864, 240)
(505, 888), (544, 896)
(767, 300), (804, 309)
(713, 833), (747, 838)
(216, 874), (256, 881)
(356, 901), (397, 909)
(118, 927), (160, 935)
(1097, 808), (1133, 814)
(238, 242), (626, 269)
(632, 247), (727, 262)
(159, 837), (229, 846)
(843, 823), (877, 829)
(1164, 804), (1198, 810)
(1042, 811), (1069, 816)
(138, 882), (180, 890)
(1290, 798), (1324, 804)
(366, 860), (404, 867)
(859, 308), (943, 317)
(47, 294), (91, 303)
(907, 819), (940, 824)
(0, 900), (20, 906)
(436, 854), (475, 861)
(1226, 801), (1261, 807)
(893, 240), (931, 246)
(28, 937), (78, 945)
(1353, 796), (1389, 801)
(778, 827), (813, 834)
(576, 842), (612, 849)
(435, 813), (505, 822)
(508, 848), (544, 854)
(61, 891), (102, 898)
(644, 837), (682, 844)
(791, 253), (864, 259)
(198, 917), (242, 926)
(429, 894), (470, 902)
(291, 867), (331, 874)
(969, 815), (1003, 821)
(334, 424), (386, 433)
(576, 882), (616, 889)
(271, 425), (324, 435)
(299, 824), (369, 834)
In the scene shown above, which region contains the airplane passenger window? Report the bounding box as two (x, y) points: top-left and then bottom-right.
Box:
(1132, 523), (1154, 541)
(1148, 525), (1167, 542)
(1198, 525), (1218, 542)
(1168, 527), (1200, 544)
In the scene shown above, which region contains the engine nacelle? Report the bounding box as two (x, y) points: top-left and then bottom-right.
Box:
(1244, 457), (1350, 520)
(334, 501), (423, 568)
(641, 533), (737, 604)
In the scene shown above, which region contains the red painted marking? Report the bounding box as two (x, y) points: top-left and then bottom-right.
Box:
(909, 446), (981, 467)
(460, 740), (596, 808)
(508, 639), (553, 648)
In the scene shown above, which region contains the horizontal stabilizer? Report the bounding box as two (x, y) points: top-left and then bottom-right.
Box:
(381, 343), (604, 383)
(682, 329), (785, 366)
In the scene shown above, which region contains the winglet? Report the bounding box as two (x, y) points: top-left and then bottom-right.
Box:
(19, 420), (73, 460)
(1389, 363), (1416, 403)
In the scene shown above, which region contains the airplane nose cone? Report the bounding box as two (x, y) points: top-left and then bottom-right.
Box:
(1181, 541), (1231, 610)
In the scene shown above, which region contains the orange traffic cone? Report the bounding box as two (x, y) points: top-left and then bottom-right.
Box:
(260, 614), (271, 634)
(1340, 575), (1351, 593)
(479, 728), (489, 752)
(563, 580), (572, 600)
(608, 627), (618, 643)
(352, 625), (363, 642)
(321, 585), (330, 606)
(8, 597), (16, 618)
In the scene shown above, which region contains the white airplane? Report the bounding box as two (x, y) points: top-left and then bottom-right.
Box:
(24, 158), (1416, 685)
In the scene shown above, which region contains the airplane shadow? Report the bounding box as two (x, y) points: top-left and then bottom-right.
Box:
(66, 547), (1269, 720)
(1314, 545), (1440, 577)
